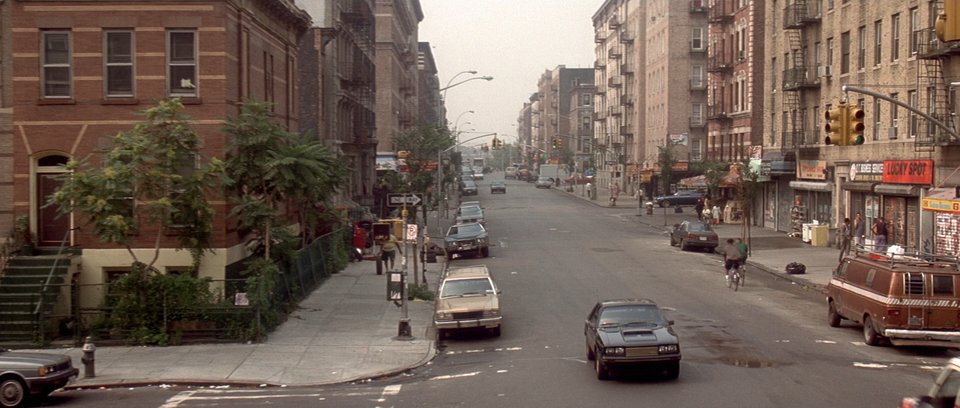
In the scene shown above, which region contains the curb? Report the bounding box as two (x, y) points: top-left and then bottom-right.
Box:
(64, 341), (438, 390)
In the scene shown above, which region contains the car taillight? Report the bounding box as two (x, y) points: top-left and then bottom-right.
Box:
(687, 234), (696, 239)
(899, 397), (919, 408)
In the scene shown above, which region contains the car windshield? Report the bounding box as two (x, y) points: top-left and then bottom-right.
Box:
(440, 278), (494, 298)
(448, 223), (484, 236)
(598, 305), (666, 327)
(459, 207), (482, 217)
(687, 223), (713, 232)
(463, 180), (477, 187)
(492, 182), (505, 187)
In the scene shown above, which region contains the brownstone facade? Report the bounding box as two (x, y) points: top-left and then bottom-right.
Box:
(11, 0), (308, 282)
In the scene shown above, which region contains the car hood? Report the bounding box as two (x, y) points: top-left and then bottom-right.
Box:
(597, 325), (677, 346)
(446, 232), (486, 241)
(437, 294), (499, 314)
(0, 350), (71, 368)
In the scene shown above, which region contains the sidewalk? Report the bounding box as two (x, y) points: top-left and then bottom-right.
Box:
(576, 182), (840, 292)
(35, 259), (440, 389)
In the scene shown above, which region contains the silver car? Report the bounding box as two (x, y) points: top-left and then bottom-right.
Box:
(535, 176), (553, 188)
(0, 348), (79, 407)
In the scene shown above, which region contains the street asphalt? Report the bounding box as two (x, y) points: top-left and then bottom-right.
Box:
(25, 180), (843, 389)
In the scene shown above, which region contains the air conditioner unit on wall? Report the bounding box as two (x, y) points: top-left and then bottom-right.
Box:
(817, 65), (832, 78)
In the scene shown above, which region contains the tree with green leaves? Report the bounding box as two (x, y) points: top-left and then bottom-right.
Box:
(656, 144), (677, 196)
(692, 159), (727, 199)
(222, 100), (347, 258)
(391, 123), (456, 213)
(52, 98), (223, 270)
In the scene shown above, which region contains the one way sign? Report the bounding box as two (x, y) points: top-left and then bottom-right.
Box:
(387, 193), (423, 207)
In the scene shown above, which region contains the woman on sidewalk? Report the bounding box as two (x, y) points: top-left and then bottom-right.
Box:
(609, 182), (620, 207)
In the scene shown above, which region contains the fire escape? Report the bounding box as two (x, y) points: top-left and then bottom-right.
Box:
(706, 0), (734, 160)
(915, 0), (959, 151)
(782, 0), (820, 149)
(341, 0), (376, 147)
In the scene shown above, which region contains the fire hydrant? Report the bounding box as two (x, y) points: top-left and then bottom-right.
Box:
(81, 336), (96, 378)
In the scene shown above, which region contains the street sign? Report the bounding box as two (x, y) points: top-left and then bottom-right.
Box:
(387, 193), (423, 207)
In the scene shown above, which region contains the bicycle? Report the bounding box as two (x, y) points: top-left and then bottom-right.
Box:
(725, 263), (745, 291)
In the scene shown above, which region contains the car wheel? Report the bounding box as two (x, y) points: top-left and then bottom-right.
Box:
(437, 328), (447, 340)
(863, 315), (881, 346)
(828, 301), (842, 327)
(586, 341), (595, 361)
(0, 376), (26, 408)
(664, 361), (680, 380)
(595, 354), (610, 380)
(679, 239), (687, 251)
(662, 200), (672, 208)
(481, 247), (490, 257)
(446, 252), (453, 261)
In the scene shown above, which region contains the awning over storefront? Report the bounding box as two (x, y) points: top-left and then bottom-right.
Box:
(678, 174), (707, 188)
(842, 181), (875, 192)
(789, 180), (832, 192)
(874, 183), (920, 196)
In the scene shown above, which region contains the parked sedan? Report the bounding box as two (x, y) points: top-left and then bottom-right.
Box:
(455, 206), (485, 225)
(461, 180), (478, 196)
(0, 348), (79, 407)
(584, 299), (681, 380)
(444, 222), (490, 260)
(901, 357), (960, 408)
(669, 220), (718, 252)
(534, 176), (553, 189)
(652, 190), (704, 207)
(490, 181), (506, 194)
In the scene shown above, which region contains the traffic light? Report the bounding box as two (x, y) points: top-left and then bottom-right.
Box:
(846, 105), (866, 145)
(556, 138), (563, 149)
(551, 138), (558, 149)
(492, 137), (502, 149)
(936, 0), (960, 42)
(824, 104), (848, 145)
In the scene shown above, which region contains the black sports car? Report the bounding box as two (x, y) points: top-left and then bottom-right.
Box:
(584, 299), (681, 380)
(652, 190), (703, 207)
(490, 181), (506, 194)
(444, 222), (490, 260)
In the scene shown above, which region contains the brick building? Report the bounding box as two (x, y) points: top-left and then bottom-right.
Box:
(0, 1), (12, 238)
(374, 0), (422, 153)
(10, 0), (309, 290)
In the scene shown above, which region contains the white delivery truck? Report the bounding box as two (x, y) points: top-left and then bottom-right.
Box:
(538, 164), (560, 184)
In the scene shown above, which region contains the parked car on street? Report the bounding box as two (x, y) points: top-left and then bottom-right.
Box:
(490, 181), (506, 194)
(504, 166), (518, 179)
(434, 264), (502, 338)
(444, 222), (490, 260)
(455, 206), (485, 225)
(900, 357), (960, 408)
(0, 348), (79, 408)
(535, 176), (553, 189)
(669, 221), (718, 252)
(827, 251), (960, 348)
(461, 179), (478, 196)
(584, 299), (681, 380)
(652, 190), (704, 207)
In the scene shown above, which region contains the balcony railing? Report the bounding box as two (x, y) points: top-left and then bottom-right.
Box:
(621, 63), (634, 75)
(620, 126), (633, 137)
(595, 60), (606, 70)
(621, 96), (634, 106)
(593, 111), (606, 121)
(707, 106), (732, 121)
(689, 77), (706, 90)
(689, 0), (707, 13)
(707, 54), (733, 72)
(608, 46), (623, 59)
(708, 0), (735, 23)
(782, 66), (819, 90)
(783, 1), (821, 29)
(595, 32), (605, 43)
(916, 27), (960, 59)
(608, 106), (622, 116)
(620, 31), (634, 44)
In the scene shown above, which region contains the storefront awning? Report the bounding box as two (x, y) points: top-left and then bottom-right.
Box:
(678, 174), (707, 188)
(874, 183), (920, 196)
(789, 181), (833, 192)
(842, 181), (875, 192)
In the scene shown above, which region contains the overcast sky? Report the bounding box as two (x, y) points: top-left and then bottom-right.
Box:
(419, 0), (598, 147)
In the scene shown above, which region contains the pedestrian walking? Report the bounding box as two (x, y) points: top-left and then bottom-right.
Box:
(695, 197), (705, 221)
(872, 217), (888, 253)
(838, 217), (852, 263)
(852, 212), (865, 248)
(381, 233), (399, 270)
(609, 182), (620, 207)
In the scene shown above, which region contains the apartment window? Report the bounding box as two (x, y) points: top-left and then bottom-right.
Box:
(692, 65), (704, 87)
(42, 30), (71, 98)
(581, 93), (591, 106)
(857, 26), (866, 70)
(581, 116), (591, 131)
(827, 0), (834, 10)
(826, 37), (834, 67)
(167, 30), (197, 97)
(908, 90), (918, 138)
(910, 8), (920, 56)
(692, 103), (704, 125)
(891, 14), (901, 61)
(873, 98), (881, 140)
(840, 31), (851, 74)
(890, 93), (899, 139)
(264, 52), (275, 107)
(874, 20), (882, 66)
(104, 30), (134, 97)
(691, 27), (704, 50)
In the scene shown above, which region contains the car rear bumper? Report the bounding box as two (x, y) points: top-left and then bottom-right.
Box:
(436, 316), (502, 329)
(884, 329), (960, 348)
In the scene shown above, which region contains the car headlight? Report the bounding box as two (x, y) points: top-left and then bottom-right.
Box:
(604, 347), (625, 356)
(436, 312), (451, 320)
(38, 364), (57, 376)
(659, 344), (679, 354)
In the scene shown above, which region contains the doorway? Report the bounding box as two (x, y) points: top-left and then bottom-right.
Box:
(35, 155), (70, 246)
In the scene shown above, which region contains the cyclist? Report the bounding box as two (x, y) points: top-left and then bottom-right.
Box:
(722, 238), (741, 282)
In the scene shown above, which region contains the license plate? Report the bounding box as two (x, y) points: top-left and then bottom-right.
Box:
(699, 237), (707, 241)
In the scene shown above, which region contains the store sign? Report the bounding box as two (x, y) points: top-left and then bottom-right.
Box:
(849, 162), (884, 182)
(672, 162), (689, 171)
(883, 159), (934, 185)
(798, 160), (827, 180)
(922, 197), (960, 214)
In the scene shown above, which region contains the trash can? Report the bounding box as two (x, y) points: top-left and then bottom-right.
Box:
(801, 223), (814, 243)
(810, 225), (829, 247)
